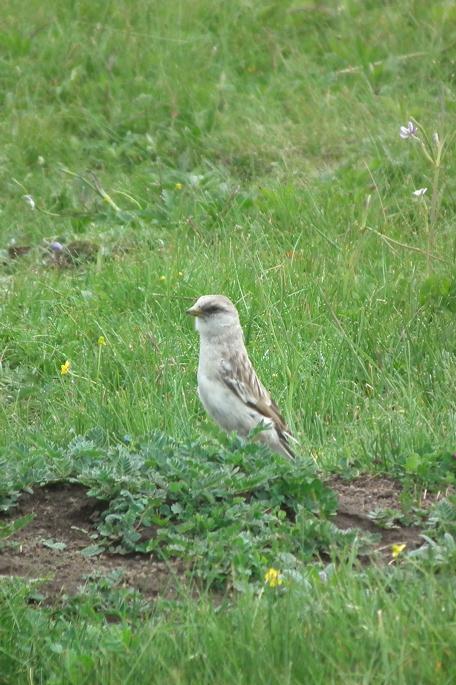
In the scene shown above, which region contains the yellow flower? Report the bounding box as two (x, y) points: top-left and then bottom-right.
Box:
(175, 182), (183, 190)
(97, 335), (107, 346)
(264, 567), (283, 588)
(159, 275), (166, 281)
(60, 360), (71, 375)
(178, 271), (183, 277)
(391, 543), (406, 559)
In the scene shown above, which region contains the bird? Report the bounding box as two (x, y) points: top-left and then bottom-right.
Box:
(186, 294), (296, 459)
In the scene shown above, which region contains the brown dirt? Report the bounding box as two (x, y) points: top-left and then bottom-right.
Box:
(0, 476), (447, 600)
(328, 474), (448, 559)
(0, 484), (184, 602)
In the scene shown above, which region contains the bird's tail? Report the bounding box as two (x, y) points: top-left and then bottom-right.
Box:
(279, 430), (298, 460)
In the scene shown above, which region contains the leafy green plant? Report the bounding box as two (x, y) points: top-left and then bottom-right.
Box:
(408, 533), (456, 572)
(0, 432), (342, 587)
(75, 433), (338, 586)
(425, 497), (456, 536)
(54, 570), (153, 623)
(368, 507), (427, 529)
(403, 449), (456, 486)
(0, 514), (33, 545)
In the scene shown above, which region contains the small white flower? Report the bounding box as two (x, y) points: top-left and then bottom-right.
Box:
(412, 187), (427, 198)
(188, 174), (204, 187)
(400, 121), (418, 139)
(23, 194), (35, 210)
(432, 132), (440, 146)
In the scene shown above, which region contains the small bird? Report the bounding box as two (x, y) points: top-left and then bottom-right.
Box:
(186, 294), (296, 459)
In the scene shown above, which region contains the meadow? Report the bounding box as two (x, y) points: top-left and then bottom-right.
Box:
(0, 0), (456, 682)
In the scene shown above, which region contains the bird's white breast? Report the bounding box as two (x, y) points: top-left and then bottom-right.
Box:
(197, 371), (240, 433)
(197, 361), (261, 437)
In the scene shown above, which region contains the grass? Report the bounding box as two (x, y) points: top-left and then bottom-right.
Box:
(0, 0), (456, 682)
(1, 0), (455, 471)
(1, 568), (456, 684)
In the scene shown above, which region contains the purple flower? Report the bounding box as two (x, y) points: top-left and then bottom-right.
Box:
(400, 121), (418, 139)
(50, 241), (64, 253)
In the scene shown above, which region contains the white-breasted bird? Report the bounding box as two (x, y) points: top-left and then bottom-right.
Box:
(186, 294), (296, 459)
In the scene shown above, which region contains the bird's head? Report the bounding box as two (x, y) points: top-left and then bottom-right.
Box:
(186, 294), (241, 337)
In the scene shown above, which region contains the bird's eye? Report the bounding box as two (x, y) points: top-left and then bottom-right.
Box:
(203, 305), (225, 315)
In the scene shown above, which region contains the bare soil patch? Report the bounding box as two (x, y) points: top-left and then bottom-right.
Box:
(0, 484), (184, 602)
(328, 474), (446, 558)
(0, 476), (444, 600)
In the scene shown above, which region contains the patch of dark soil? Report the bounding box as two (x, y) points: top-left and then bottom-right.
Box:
(328, 474), (447, 559)
(0, 477), (447, 601)
(0, 484), (184, 602)
(8, 245), (32, 259)
(333, 509), (423, 552)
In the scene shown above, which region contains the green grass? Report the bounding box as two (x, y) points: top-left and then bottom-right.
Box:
(1, 0), (456, 682)
(1, 0), (455, 470)
(1, 568), (456, 684)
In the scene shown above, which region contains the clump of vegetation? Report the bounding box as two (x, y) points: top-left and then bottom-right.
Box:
(1, 433), (344, 587)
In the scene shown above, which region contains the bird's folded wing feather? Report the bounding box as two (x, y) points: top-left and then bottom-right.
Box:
(219, 354), (289, 433)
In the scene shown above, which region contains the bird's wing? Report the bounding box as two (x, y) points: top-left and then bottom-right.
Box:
(219, 352), (295, 456)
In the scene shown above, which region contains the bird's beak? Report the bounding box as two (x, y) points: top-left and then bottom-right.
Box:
(186, 305), (203, 317)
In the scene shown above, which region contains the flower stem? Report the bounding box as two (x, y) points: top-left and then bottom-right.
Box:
(96, 346), (102, 381)
(427, 138), (444, 273)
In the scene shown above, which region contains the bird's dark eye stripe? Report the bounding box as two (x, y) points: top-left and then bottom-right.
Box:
(203, 305), (225, 315)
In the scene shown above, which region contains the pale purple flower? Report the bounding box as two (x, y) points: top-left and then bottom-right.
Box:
(412, 187), (427, 198)
(400, 121), (418, 139)
(23, 194), (35, 210)
(50, 241), (64, 253)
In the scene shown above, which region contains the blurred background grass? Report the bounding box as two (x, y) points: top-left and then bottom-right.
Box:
(0, 0), (455, 474)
